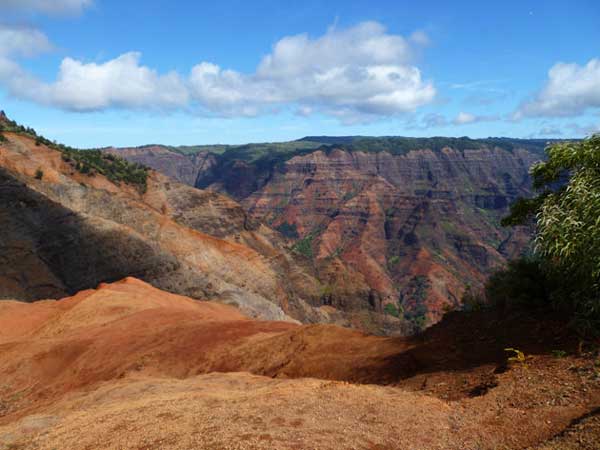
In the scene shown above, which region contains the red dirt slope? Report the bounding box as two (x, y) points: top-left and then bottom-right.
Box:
(1, 278), (599, 449)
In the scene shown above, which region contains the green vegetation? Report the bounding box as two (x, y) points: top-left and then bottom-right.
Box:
(401, 276), (430, 331)
(411, 276), (430, 301)
(342, 190), (358, 202)
(320, 283), (334, 297)
(484, 257), (554, 310)
(34, 168), (44, 180)
(292, 231), (317, 258)
(462, 284), (486, 312)
(505, 348), (532, 368)
(388, 255), (400, 266)
(62, 149), (149, 192)
(0, 116), (149, 192)
(384, 303), (401, 318)
(495, 135), (600, 335)
(301, 135), (554, 156)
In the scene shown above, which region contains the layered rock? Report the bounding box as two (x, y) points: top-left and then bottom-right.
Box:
(237, 146), (538, 326)
(109, 137), (546, 329)
(104, 145), (216, 186)
(0, 129), (412, 335)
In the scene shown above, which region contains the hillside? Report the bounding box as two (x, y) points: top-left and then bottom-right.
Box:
(110, 136), (552, 328)
(0, 278), (598, 449)
(0, 121), (412, 335)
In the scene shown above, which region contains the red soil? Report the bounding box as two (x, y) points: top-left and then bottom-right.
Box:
(0, 278), (599, 449)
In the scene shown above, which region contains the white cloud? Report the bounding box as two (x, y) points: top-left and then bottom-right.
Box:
(0, 21), (436, 121)
(0, 0), (92, 15)
(189, 22), (435, 120)
(453, 111), (476, 125)
(566, 122), (600, 136)
(3, 52), (189, 112)
(452, 111), (499, 125)
(537, 125), (562, 136)
(0, 25), (52, 57)
(409, 111), (500, 129)
(515, 58), (600, 118)
(421, 112), (448, 128)
(409, 30), (430, 46)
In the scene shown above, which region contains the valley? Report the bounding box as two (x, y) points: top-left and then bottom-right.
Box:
(0, 2), (598, 448)
(2, 115), (598, 449)
(110, 136), (548, 328)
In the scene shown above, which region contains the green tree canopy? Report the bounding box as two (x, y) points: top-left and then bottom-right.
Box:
(504, 134), (600, 331)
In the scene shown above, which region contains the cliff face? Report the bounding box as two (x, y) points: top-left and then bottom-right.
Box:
(237, 147), (538, 327)
(104, 146), (216, 186)
(0, 130), (414, 335)
(111, 138), (543, 329)
(0, 134), (291, 321)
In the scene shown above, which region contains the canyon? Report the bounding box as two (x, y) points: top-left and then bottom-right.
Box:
(0, 121), (413, 335)
(111, 136), (548, 329)
(2, 115), (599, 449)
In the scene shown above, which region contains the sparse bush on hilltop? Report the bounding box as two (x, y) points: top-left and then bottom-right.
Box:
(1, 116), (149, 193)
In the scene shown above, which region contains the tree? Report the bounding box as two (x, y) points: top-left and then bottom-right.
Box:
(504, 134), (600, 332)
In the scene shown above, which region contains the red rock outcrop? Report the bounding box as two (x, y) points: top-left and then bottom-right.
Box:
(1, 127), (415, 334)
(203, 145), (539, 328)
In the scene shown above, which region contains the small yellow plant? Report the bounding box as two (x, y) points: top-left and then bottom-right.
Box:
(504, 348), (532, 368)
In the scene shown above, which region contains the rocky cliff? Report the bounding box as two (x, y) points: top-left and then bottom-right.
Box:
(0, 123), (416, 334)
(111, 137), (548, 329)
(104, 145), (217, 186)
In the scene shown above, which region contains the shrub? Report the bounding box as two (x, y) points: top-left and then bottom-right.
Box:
(276, 222), (299, 239)
(503, 134), (600, 335)
(388, 255), (400, 266)
(384, 303), (401, 318)
(34, 168), (44, 180)
(292, 231), (317, 258)
(484, 257), (555, 311)
(0, 116), (149, 193)
(461, 284), (487, 312)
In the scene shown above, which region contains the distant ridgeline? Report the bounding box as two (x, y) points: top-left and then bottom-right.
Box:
(154, 135), (555, 161)
(192, 135), (558, 194)
(0, 111), (149, 192)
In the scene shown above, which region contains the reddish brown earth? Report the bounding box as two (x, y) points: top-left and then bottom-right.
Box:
(1, 129), (414, 334)
(238, 147), (539, 328)
(112, 140), (543, 331)
(0, 278), (599, 449)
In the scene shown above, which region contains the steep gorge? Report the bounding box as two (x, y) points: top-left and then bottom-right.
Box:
(112, 137), (547, 329)
(0, 128), (415, 334)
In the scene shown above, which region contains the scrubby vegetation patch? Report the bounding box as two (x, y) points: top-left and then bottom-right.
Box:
(0, 116), (149, 192)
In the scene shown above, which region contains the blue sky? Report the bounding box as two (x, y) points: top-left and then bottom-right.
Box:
(0, 0), (599, 147)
